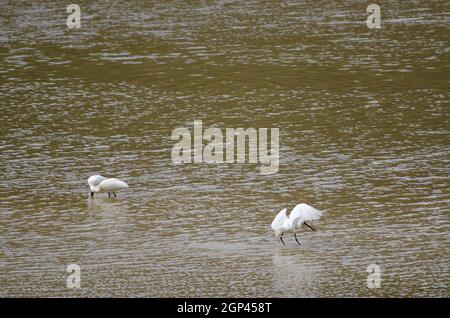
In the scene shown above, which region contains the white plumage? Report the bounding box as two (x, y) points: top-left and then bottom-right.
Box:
(271, 203), (323, 246)
(88, 175), (129, 198)
(88, 175), (107, 189)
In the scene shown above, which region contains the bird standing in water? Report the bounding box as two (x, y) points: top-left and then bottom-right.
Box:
(87, 175), (129, 198)
(271, 203), (323, 246)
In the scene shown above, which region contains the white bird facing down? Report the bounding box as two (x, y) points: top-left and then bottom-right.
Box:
(271, 203), (323, 246)
(87, 175), (129, 198)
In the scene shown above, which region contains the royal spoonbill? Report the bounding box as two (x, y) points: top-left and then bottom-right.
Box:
(271, 203), (323, 246)
(87, 175), (129, 198)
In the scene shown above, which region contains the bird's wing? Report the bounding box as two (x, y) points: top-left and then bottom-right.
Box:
(99, 178), (129, 191)
(88, 175), (106, 187)
(289, 203), (323, 222)
(271, 209), (288, 231)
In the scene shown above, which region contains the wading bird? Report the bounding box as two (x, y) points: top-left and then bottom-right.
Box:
(271, 203), (323, 246)
(87, 175), (129, 198)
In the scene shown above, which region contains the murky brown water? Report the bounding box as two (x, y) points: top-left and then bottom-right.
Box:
(0, 1), (449, 297)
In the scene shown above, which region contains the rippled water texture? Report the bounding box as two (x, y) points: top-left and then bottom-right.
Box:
(0, 0), (449, 297)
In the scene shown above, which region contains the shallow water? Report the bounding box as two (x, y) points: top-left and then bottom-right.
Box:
(0, 1), (449, 297)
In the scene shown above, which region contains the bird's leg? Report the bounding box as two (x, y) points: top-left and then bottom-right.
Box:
(108, 192), (110, 198)
(279, 233), (285, 246)
(304, 222), (316, 231)
(113, 191), (116, 197)
(294, 233), (301, 246)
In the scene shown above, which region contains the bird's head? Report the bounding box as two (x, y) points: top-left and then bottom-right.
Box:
(90, 185), (100, 194)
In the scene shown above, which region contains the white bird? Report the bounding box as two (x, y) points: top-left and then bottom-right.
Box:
(271, 203), (323, 246)
(87, 175), (129, 198)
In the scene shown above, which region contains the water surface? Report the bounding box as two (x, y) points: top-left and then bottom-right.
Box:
(0, 0), (449, 297)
